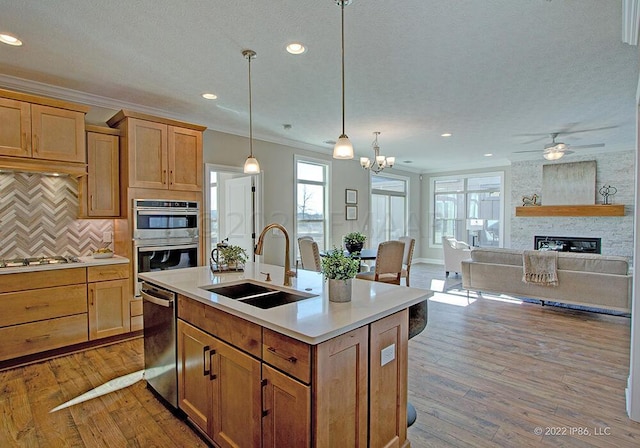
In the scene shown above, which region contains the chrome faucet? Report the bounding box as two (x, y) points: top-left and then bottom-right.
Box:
(255, 223), (296, 286)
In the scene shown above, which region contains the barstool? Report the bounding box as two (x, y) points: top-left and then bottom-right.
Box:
(407, 300), (428, 427)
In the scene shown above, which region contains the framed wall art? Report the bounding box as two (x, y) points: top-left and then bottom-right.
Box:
(345, 205), (358, 220)
(345, 189), (358, 204)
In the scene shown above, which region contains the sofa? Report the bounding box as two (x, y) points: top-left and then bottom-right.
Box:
(461, 247), (632, 313)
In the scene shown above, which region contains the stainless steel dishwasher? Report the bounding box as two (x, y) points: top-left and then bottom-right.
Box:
(141, 281), (178, 409)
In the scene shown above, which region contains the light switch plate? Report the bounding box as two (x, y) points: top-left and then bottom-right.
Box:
(381, 344), (395, 367)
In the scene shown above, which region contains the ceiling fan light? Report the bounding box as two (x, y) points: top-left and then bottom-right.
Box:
(333, 135), (354, 159)
(555, 142), (567, 151)
(543, 150), (564, 161)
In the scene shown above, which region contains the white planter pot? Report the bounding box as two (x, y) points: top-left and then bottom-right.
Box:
(328, 278), (353, 303)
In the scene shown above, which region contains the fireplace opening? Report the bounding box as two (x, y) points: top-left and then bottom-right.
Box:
(534, 236), (601, 254)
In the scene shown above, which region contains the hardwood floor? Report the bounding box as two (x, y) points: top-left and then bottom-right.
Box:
(0, 262), (638, 447)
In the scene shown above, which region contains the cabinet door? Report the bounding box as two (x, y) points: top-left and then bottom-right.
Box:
(262, 364), (311, 448)
(0, 97), (31, 157)
(167, 126), (202, 191)
(88, 279), (130, 340)
(31, 104), (85, 163)
(369, 309), (408, 448)
(211, 338), (262, 448)
(86, 131), (120, 216)
(177, 320), (215, 435)
(314, 326), (369, 448)
(128, 118), (167, 189)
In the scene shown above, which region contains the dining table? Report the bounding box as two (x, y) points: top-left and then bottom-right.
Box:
(319, 248), (377, 260)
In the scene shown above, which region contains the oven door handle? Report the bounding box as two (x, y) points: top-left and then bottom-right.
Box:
(136, 244), (199, 252)
(136, 210), (199, 216)
(141, 290), (174, 308)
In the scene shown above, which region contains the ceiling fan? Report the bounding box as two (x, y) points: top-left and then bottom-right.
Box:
(513, 132), (605, 160)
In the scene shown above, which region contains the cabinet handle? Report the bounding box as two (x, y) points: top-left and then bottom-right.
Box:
(169, 170), (173, 185)
(26, 334), (50, 343)
(90, 195), (95, 211)
(162, 169), (167, 185)
(209, 349), (217, 380)
(267, 346), (297, 363)
(25, 303), (50, 310)
(203, 345), (211, 376)
(89, 290), (94, 306)
(261, 378), (270, 418)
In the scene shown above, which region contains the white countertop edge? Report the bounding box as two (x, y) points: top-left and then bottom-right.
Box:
(139, 264), (432, 345)
(0, 255), (129, 274)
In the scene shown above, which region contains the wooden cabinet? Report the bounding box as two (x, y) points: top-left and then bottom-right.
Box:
(177, 319), (261, 447)
(87, 264), (130, 340)
(0, 268), (88, 361)
(262, 364), (311, 448)
(80, 125), (120, 217)
(0, 89), (88, 165)
(107, 110), (205, 192)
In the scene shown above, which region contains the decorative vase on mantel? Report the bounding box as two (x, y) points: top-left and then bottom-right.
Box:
(328, 278), (353, 303)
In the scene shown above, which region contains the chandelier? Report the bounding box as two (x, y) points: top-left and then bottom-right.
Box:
(360, 132), (395, 173)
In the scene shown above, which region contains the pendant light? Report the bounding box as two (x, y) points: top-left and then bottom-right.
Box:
(333, 0), (354, 159)
(243, 49), (260, 174)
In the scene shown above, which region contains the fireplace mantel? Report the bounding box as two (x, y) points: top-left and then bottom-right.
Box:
(515, 204), (625, 217)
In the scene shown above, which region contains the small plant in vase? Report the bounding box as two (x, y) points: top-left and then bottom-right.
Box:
(321, 247), (360, 302)
(343, 231), (366, 254)
(219, 245), (248, 271)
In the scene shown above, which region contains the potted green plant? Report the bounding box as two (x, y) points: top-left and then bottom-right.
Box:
(219, 245), (248, 270)
(343, 231), (366, 254)
(321, 247), (361, 302)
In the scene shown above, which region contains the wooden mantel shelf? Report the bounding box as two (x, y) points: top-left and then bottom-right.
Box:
(515, 204), (625, 217)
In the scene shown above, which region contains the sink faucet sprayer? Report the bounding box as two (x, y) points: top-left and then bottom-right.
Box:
(254, 223), (296, 286)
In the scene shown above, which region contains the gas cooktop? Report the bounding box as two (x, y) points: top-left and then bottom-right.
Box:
(0, 256), (80, 268)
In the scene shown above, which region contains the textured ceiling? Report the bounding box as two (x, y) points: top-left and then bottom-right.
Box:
(0, 0), (638, 173)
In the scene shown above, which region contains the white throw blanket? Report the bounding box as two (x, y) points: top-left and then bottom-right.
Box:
(522, 250), (558, 286)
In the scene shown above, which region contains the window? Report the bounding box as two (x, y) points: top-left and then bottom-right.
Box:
(295, 158), (329, 254)
(370, 174), (408, 249)
(432, 173), (503, 247)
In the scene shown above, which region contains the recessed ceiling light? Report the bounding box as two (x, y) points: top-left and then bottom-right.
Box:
(0, 33), (22, 46)
(202, 93), (218, 100)
(403, 160), (413, 164)
(441, 133), (452, 137)
(324, 140), (336, 145)
(484, 153), (493, 157)
(286, 42), (306, 55)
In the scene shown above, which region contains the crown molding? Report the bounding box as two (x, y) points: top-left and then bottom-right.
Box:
(623, 0), (640, 45)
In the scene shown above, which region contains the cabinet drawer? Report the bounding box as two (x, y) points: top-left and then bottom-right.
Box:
(263, 328), (311, 384)
(0, 268), (86, 294)
(178, 295), (262, 358)
(0, 284), (87, 327)
(130, 298), (143, 316)
(0, 314), (88, 361)
(87, 264), (129, 282)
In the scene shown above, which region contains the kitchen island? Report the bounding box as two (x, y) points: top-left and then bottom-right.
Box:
(139, 262), (432, 448)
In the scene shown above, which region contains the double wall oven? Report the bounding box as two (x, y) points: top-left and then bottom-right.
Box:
(133, 199), (199, 296)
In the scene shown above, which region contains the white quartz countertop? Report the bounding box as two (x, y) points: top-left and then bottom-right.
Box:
(139, 262), (432, 344)
(0, 255), (129, 274)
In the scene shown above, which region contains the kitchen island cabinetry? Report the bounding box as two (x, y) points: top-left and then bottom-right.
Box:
(87, 264), (130, 340)
(107, 110), (205, 192)
(0, 89), (88, 166)
(177, 319), (262, 447)
(79, 125), (120, 217)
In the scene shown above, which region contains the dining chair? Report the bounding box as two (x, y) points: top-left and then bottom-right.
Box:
(298, 237), (321, 272)
(356, 240), (404, 284)
(398, 236), (415, 287)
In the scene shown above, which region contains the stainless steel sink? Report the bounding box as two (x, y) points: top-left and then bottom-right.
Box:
(200, 281), (317, 309)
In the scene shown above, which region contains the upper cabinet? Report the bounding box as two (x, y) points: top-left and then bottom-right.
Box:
(79, 125), (121, 218)
(107, 110), (205, 192)
(0, 89), (88, 174)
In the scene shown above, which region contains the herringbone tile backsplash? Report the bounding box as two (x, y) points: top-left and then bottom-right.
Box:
(0, 172), (113, 258)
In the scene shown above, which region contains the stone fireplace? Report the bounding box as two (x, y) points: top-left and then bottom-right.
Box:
(534, 235), (601, 254)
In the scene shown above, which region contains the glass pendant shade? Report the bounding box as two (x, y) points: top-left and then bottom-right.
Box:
(333, 134), (354, 159)
(244, 155), (260, 173)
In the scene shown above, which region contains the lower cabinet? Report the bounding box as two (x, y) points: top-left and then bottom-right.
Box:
(87, 265), (130, 340)
(177, 295), (409, 448)
(177, 319), (262, 447)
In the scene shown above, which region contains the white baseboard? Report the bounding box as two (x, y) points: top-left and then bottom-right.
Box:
(413, 258), (443, 265)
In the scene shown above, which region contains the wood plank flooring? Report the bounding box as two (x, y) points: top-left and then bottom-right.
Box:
(0, 262), (638, 447)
